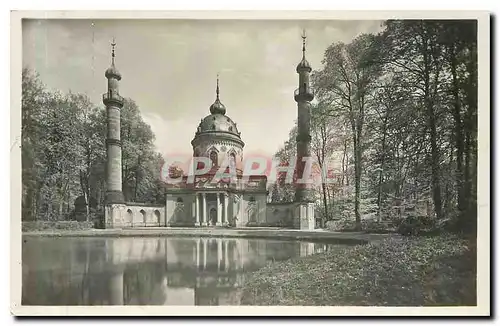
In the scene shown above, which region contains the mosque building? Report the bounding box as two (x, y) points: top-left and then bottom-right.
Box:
(102, 33), (316, 230)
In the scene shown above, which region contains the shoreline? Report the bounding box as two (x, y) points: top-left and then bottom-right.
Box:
(21, 227), (393, 244)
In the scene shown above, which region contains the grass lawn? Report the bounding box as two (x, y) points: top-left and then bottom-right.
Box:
(240, 234), (476, 306)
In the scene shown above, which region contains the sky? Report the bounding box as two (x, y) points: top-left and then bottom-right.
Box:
(22, 19), (383, 159)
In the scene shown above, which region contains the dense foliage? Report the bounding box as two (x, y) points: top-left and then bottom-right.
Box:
(271, 20), (478, 234)
(21, 68), (165, 221)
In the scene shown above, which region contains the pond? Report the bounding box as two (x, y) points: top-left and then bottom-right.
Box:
(22, 236), (351, 305)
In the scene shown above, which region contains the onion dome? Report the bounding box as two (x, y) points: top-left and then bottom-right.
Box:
(198, 113), (240, 136)
(296, 57), (312, 73)
(194, 75), (242, 141)
(105, 65), (122, 80)
(209, 75), (226, 115)
(296, 30), (312, 73)
(105, 40), (122, 80)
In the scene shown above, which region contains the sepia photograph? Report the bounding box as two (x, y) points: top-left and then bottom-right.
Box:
(10, 10), (490, 316)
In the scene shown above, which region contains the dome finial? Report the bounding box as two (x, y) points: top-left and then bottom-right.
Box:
(296, 29), (312, 73)
(105, 37), (122, 80)
(216, 73), (220, 100)
(209, 73), (226, 115)
(301, 29), (306, 59)
(111, 37), (116, 65)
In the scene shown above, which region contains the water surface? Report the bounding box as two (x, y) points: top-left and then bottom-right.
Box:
(22, 236), (349, 305)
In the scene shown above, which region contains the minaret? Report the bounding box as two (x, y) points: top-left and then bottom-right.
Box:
(294, 30), (314, 203)
(103, 39), (125, 227)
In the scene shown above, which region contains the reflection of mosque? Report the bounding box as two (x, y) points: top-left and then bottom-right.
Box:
(22, 237), (332, 306)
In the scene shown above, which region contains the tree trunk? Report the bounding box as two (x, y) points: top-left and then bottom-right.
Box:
(341, 139), (347, 196)
(353, 137), (362, 230)
(321, 180), (328, 227)
(376, 116), (388, 221)
(58, 200), (64, 220)
(463, 41), (477, 232)
(134, 156), (141, 202)
(427, 101), (443, 220)
(422, 30), (443, 220)
(450, 44), (466, 217)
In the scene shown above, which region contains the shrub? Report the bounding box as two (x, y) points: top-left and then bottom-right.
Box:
(361, 219), (394, 234)
(325, 218), (394, 234)
(22, 221), (94, 232)
(91, 211), (105, 229)
(325, 219), (357, 232)
(395, 215), (437, 236)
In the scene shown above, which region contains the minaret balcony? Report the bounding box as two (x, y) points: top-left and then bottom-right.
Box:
(103, 92), (124, 107)
(294, 88), (314, 102)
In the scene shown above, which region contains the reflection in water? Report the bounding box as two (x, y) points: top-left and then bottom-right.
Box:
(22, 237), (346, 306)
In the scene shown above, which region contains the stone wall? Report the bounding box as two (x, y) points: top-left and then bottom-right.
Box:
(105, 203), (165, 228)
(234, 193), (267, 227)
(265, 202), (296, 227)
(104, 196), (314, 229)
(124, 203), (165, 227)
(165, 193), (195, 226)
(294, 202), (315, 230)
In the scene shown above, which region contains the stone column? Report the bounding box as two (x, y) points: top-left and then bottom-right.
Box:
(194, 194), (200, 226)
(191, 197), (195, 225)
(216, 193), (221, 226)
(202, 193), (207, 226)
(223, 193), (228, 225)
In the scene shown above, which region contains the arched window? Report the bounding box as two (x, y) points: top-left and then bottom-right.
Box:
(140, 209), (146, 226)
(127, 209), (133, 224)
(210, 151), (218, 167)
(154, 210), (161, 225)
(229, 152), (236, 170)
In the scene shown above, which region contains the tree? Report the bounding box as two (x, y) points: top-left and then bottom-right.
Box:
(21, 68), (46, 220)
(310, 103), (348, 226)
(272, 125), (298, 203)
(120, 98), (162, 203)
(21, 68), (166, 221)
(378, 20), (477, 231)
(314, 34), (382, 230)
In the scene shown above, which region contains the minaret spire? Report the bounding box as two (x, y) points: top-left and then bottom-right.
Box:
(105, 37), (121, 81)
(302, 29), (306, 59)
(216, 73), (220, 100)
(209, 73), (226, 115)
(111, 37), (116, 65)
